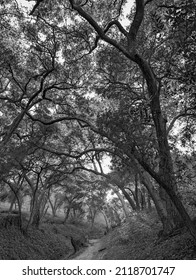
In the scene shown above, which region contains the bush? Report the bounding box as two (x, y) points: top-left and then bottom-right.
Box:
(0, 222), (73, 259)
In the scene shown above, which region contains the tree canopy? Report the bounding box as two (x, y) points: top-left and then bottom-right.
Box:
(0, 0), (196, 239)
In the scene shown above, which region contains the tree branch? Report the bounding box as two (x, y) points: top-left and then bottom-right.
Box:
(128, 0), (144, 49)
(29, 0), (45, 16)
(104, 20), (128, 37)
(68, 0), (135, 60)
(167, 111), (196, 135)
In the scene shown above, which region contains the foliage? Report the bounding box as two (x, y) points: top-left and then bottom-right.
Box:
(0, 0), (196, 246)
(0, 213), (96, 260)
(102, 212), (196, 260)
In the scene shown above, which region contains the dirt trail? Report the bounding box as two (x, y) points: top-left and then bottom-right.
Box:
(71, 239), (106, 260)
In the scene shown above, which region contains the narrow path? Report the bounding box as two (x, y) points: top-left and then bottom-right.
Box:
(71, 239), (106, 260)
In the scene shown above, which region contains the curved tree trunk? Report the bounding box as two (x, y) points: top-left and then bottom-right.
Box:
(135, 54), (183, 227)
(140, 174), (170, 232)
(70, 0), (196, 241)
(120, 186), (137, 210)
(133, 55), (196, 237)
(110, 185), (130, 219)
(124, 157), (173, 233)
(101, 210), (110, 231)
(105, 175), (137, 210)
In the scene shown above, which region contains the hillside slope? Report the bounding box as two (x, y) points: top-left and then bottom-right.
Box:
(0, 212), (196, 260)
(100, 213), (196, 260)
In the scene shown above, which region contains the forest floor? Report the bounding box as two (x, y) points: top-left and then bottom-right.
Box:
(0, 210), (196, 259)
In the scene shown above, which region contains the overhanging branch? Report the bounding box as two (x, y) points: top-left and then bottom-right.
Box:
(68, 0), (135, 60)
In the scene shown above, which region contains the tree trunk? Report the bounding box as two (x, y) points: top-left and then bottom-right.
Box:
(113, 207), (121, 225)
(101, 210), (110, 231)
(3, 181), (23, 230)
(110, 185), (130, 219)
(105, 176), (136, 210)
(64, 206), (71, 223)
(90, 212), (96, 228)
(159, 187), (181, 228)
(120, 186), (137, 210)
(140, 175), (170, 232)
(147, 192), (152, 211)
(48, 198), (57, 217)
(134, 54), (193, 235)
(140, 188), (146, 210)
(162, 182), (196, 239)
(70, 1), (196, 241)
(31, 208), (40, 228)
(27, 191), (45, 228)
(39, 193), (48, 220)
(124, 156), (171, 231)
(42, 205), (49, 221)
(9, 196), (16, 213)
(134, 173), (140, 209)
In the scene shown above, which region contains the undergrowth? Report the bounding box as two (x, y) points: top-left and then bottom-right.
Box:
(1, 211), (196, 260)
(101, 212), (196, 260)
(0, 220), (89, 260)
